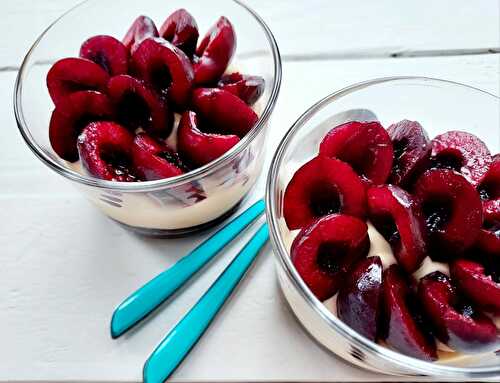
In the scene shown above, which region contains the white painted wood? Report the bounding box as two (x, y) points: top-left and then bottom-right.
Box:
(1, 53), (498, 381)
(1, 0), (499, 68)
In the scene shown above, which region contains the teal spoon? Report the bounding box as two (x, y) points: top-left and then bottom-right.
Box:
(110, 199), (265, 338)
(143, 223), (269, 383)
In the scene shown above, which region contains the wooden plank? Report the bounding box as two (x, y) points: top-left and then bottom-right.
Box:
(1, 53), (498, 381)
(1, 0), (499, 69)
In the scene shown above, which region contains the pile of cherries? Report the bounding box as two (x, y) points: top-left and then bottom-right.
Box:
(283, 120), (500, 360)
(46, 9), (264, 181)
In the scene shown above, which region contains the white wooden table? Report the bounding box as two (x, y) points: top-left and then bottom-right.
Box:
(1, 1), (499, 381)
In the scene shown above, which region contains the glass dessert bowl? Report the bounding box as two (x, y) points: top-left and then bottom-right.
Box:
(266, 77), (500, 379)
(14, 0), (281, 237)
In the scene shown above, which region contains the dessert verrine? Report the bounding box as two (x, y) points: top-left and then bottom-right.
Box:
(45, 9), (266, 232)
(282, 119), (500, 361)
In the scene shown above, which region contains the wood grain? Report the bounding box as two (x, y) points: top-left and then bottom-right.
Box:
(1, 0), (499, 69)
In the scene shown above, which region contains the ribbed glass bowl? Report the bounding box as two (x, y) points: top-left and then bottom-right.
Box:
(266, 77), (500, 379)
(14, 0), (281, 237)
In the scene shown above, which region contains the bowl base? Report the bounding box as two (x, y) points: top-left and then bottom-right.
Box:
(112, 199), (245, 238)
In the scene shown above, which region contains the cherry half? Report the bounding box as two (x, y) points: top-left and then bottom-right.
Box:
(193, 16), (236, 85)
(291, 214), (370, 301)
(319, 121), (394, 185)
(177, 111), (240, 168)
(413, 169), (483, 260)
(418, 271), (499, 353)
(367, 185), (427, 273)
(337, 256), (383, 341)
(77, 121), (136, 182)
(283, 156), (366, 230)
(381, 265), (437, 361)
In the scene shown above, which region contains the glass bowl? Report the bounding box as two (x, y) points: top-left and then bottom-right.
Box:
(266, 77), (500, 379)
(14, 0), (281, 237)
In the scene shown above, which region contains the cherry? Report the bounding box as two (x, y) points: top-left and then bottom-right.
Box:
(291, 214), (370, 301)
(283, 156), (367, 230)
(319, 121), (394, 185)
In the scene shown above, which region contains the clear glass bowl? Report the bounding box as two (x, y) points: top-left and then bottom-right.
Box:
(266, 77), (500, 379)
(14, 0), (281, 237)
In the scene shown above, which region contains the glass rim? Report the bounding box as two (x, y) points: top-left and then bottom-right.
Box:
(265, 76), (500, 378)
(13, 0), (282, 192)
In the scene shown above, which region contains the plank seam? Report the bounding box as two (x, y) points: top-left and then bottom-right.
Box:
(2, 48), (499, 72)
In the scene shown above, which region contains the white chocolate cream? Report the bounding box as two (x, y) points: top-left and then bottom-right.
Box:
(69, 152), (260, 230)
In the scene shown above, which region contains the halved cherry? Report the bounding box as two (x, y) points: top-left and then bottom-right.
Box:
(387, 120), (431, 187)
(191, 88), (258, 137)
(49, 90), (114, 162)
(476, 198), (500, 256)
(430, 131), (492, 186)
(122, 15), (159, 54)
(107, 74), (173, 137)
(478, 157), (500, 201)
(418, 271), (499, 353)
(46, 58), (109, 106)
(283, 156), (366, 230)
(476, 222), (500, 256)
(193, 16), (236, 85)
(413, 169), (483, 260)
(217, 72), (265, 105)
(77, 121), (136, 182)
(79, 35), (129, 76)
(337, 256), (383, 341)
(319, 121), (394, 185)
(131, 133), (185, 180)
(367, 185), (427, 273)
(381, 265), (437, 361)
(291, 214), (370, 301)
(451, 259), (500, 313)
(177, 111), (239, 167)
(484, 199), (500, 224)
(478, 157), (500, 254)
(132, 37), (194, 108)
(160, 9), (199, 57)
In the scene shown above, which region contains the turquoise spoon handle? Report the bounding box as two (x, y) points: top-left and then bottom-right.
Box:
(143, 223), (269, 383)
(110, 200), (265, 338)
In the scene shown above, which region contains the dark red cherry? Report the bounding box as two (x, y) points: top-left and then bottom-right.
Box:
(283, 156), (366, 230)
(217, 72), (265, 105)
(193, 16), (236, 85)
(291, 214), (370, 301)
(191, 88), (258, 137)
(123, 15), (159, 54)
(49, 91), (114, 162)
(319, 121), (394, 185)
(381, 265), (437, 361)
(79, 35), (129, 76)
(107, 74), (173, 137)
(387, 120), (431, 188)
(132, 37), (194, 108)
(46, 57), (109, 106)
(337, 256), (383, 341)
(430, 131), (492, 186)
(419, 271), (499, 353)
(177, 111), (239, 167)
(478, 157), (500, 202)
(413, 169), (483, 260)
(367, 185), (427, 273)
(160, 9), (199, 57)
(131, 133), (185, 180)
(451, 259), (500, 313)
(77, 121), (136, 182)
